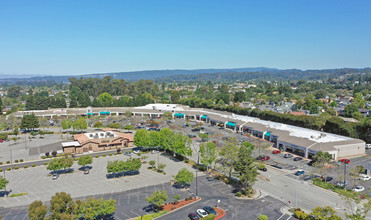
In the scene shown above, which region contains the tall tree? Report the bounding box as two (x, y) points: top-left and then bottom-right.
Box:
(77, 198), (116, 220)
(199, 142), (217, 171)
(145, 190), (168, 211)
(174, 168), (194, 188)
(170, 90), (180, 103)
(218, 137), (239, 178)
(49, 192), (77, 219)
(234, 142), (258, 196)
(28, 201), (47, 220)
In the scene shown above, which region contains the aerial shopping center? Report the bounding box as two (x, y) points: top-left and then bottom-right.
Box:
(14, 104), (366, 160)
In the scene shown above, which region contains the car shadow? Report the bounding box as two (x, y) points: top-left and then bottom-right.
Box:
(78, 166), (92, 171)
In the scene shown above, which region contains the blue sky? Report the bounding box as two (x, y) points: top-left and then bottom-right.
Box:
(0, 0), (370, 75)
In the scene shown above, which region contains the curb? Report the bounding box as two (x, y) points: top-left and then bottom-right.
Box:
(214, 207), (226, 220)
(152, 197), (202, 220)
(235, 189), (261, 200)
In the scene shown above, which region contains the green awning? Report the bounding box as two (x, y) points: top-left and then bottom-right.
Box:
(226, 122), (235, 127)
(265, 132), (271, 137)
(201, 115), (207, 119)
(100, 111), (110, 115)
(174, 113), (184, 117)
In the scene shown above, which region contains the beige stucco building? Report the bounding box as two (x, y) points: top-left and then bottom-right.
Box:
(62, 129), (133, 154)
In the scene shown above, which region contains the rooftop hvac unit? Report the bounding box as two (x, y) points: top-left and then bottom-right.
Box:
(100, 133), (104, 136)
(89, 134), (93, 138)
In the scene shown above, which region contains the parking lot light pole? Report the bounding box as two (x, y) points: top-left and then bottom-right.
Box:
(343, 163), (347, 186)
(295, 174), (298, 208)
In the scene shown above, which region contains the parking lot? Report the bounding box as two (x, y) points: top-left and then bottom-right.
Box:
(0, 175), (287, 220)
(0, 151), (195, 208)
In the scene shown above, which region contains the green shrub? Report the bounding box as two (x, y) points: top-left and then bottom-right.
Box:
(151, 210), (168, 218)
(42, 156), (47, 159)
(135, 214), (152, 220)
(9, 192), (28, 197)
(200, 214), (215, 220)
(14, 166), (19, 170)
(44, 162), (48, 165)
(57, 154), (61, 157)
(0, 162), (2, 165)
(236, 192), (242, 197)
(294, 209), (308, 220)
(184, 158), (189, 163)
(6, 167), (11, 171)
(109, 153), (112, 156)
(103, 154), (106, 157)
(258, 215), (268, 220)
(114, 153), (117, 155)
(0, 169), (2, 172)
(6, 161), (10, 164)
(15, 160), (18, 163)
(48, 155), (52, 158)
(32, 164), (36, 167)
(74, 158), (79, 161)
(95, 155), (99, 158)
(24, 165), (28, 168)
(137, 152), (142, 156)
(20, 159), (24, 162)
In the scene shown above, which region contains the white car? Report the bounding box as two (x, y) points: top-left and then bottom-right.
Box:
(352, 185), (365, 192)
(359, 174), (371, 181)
(366, 144), (371, 149)
(196, 209), (208, 218)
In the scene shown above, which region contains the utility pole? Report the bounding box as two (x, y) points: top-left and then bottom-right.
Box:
(10, 149), (12, 167)
(344, 163), (347, 186)
(295, 174), (298, 208)
(196, 152), (200, 199)
(3, 169), (7, 197)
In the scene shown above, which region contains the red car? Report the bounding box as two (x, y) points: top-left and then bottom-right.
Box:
(256, 155), (270, 161)
(0, 140), (4, 143)
(272, 150), (281, 154)
(339, 159), (350, 164)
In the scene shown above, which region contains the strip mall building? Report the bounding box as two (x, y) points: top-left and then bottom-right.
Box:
(15, 104), (366, 159)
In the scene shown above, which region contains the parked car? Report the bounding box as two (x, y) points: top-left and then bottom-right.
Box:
(272, 150), (281, 154)
(308, 160), (315, 166)
(322, 176), (333, 182)
(151, 150), (159, 154)
(352, 185), (365, 192)
(293, 157), (303, 161)
(84, 168), (90, 175)
(219, 127), (225, 130)
(359, 174), (371, 181)
(295, 170), (304, 176)
(339, 159), (350, 164)
(52, 173), (59, 180)
(132, 147), (143, 154)
(366, 144), (371, 149)
(258, 167), (268, 172)
(256, 155), (270, 161)
(188, 134), (197, 138)
(188, 213), (200, 220)
(196, 209), (208, 218)
(336, 181), (347, 187)
(0, 140), (4, 143)
(203, 206), (217, 215)
(124, 151), (132, 156)
(284, 154), (293, 158)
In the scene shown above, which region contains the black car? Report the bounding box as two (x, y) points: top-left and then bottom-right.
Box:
(192, 128), (201, 132)
(308, 160), (315, 166)
(293, 157), (303, 161)
(203, 206), (217, 215)
(322, 176), (333, 182)
(188, 134), (197, 138)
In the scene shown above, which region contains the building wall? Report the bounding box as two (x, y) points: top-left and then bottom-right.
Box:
(335, 143), (365, 158)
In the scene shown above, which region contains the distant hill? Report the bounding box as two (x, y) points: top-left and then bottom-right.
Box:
(0, 67), (278, 82)
(155, 68), (371, 82)
(0, 67), (369, 83)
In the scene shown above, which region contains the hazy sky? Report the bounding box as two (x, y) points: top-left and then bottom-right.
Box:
(0, 0), (370, 75)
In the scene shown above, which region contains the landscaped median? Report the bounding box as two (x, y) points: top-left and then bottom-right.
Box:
(135, 197), (201, 220)
(312, 178), (370, 201)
